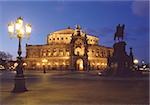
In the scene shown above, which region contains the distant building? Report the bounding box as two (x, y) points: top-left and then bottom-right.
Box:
(25, 25), (113, 71)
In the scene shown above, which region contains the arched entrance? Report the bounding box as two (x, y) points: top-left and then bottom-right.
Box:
(76, 59), (83, 71)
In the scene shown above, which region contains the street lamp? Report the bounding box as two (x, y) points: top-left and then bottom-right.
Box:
(133, 59), (139, 71)
(133, 59), (138, 64)
(8, 17), (32, 92)
(42, 59), (48, 73)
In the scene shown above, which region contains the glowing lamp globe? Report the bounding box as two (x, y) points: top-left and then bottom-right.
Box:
(133, 59), (138, 64)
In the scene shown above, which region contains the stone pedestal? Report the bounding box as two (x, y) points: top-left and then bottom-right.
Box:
(12, 76), (27, 93)
(108, 41), (133, 76)
(12, 57), (28, 93)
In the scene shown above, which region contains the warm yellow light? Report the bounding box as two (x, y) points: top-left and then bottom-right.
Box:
(19, 28), (25, 36)
(16, 17), (23, 26)
(74, 47), (84, 56)
(23, 63), (27, 66)
(42, 59), (48, 66)
(42, 59), (48, 63)
(63, 62), (66, 65)
(76, 59), (83, 70)
(37, 62), (40, 66)
(8, 17), (32, 39)
(55, 62), (58, 65)
(8, 22), (14, 34)
(79, 63), (83, 70)
(15, 22), (21, 31)
(15, 17), (24, 35)
(101, 63), (104, 66)
(48, 63), (51, 65)
(25, 24), (32, 35)
(14, 63), (18, 67)
(133, 59), (138, 64)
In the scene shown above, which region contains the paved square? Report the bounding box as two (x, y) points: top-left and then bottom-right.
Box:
(0, 71), (149, 105)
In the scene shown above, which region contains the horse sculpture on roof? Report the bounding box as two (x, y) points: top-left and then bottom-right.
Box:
(114, 24), (125, 41)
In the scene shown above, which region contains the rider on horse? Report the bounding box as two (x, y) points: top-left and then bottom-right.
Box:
(114, 24), (125, 41)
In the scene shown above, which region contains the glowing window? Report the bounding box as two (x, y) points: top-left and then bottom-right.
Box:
(76, 59), (83, 71)
(48, 52), (51, 56)
(43, 53), (46, 56)
(53, 49), (56, 52)
(74, 47), (84, 56)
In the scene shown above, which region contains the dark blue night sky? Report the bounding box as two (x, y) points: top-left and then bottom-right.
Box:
(0, 1), (149, 63)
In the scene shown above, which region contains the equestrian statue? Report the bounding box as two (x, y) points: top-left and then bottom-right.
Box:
(114, 24), (125, 41)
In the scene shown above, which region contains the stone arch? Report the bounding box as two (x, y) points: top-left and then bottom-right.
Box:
(76, 59), (84, 71)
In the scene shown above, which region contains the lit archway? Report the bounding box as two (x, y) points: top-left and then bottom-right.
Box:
(76, 59), (83, 71)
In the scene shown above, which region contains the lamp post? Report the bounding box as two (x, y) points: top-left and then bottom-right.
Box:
(42, 59), (48, 73)
(8, 17), (32, 92)
(133, 59), (139, 71)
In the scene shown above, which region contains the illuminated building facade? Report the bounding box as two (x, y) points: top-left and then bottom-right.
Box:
(25, 25), (113, 71)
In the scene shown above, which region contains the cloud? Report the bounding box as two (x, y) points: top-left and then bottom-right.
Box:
(131, 0), (149, 17)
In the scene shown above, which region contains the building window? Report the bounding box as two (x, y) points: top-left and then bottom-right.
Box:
(59, 49), (63, 56)
(66, 49), (69, 56)
(48, 52), (51, 56)
(103, 51), (106, 57)
(53, 49), (57, 56)
(61, 38), (63, 40)
(101, 51), (104, 57)
(53, 38), (55, 40)
(53, 48), (56, 52)
(57, 38), (59, 40)
(43, 53), (46, 56)
(96, 52), (99, 57)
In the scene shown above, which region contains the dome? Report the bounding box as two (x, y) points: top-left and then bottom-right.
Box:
(52, 28), (74, 34)
(47, 27), (99, 45)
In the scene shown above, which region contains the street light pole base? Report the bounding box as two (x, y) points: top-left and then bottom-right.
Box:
(12, 76), (28, 93)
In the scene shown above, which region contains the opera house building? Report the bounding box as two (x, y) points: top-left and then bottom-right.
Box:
(25, 25), (113, 71)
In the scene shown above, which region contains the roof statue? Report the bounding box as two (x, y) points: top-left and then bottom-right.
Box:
(76, 24), (81, 30)
(114, 24), (125, 41)
(67, 26), (71, 29)
(74, 25), (82, 36)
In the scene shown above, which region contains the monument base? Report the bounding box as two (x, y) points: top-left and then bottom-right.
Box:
(107, 41), (134, 77)
(12, 76), (28, 93)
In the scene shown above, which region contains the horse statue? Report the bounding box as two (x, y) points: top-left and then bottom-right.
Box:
(114, 24), (125, 41)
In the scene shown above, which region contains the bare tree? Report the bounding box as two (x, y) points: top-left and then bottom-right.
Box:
(0, 51), (13, 61)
